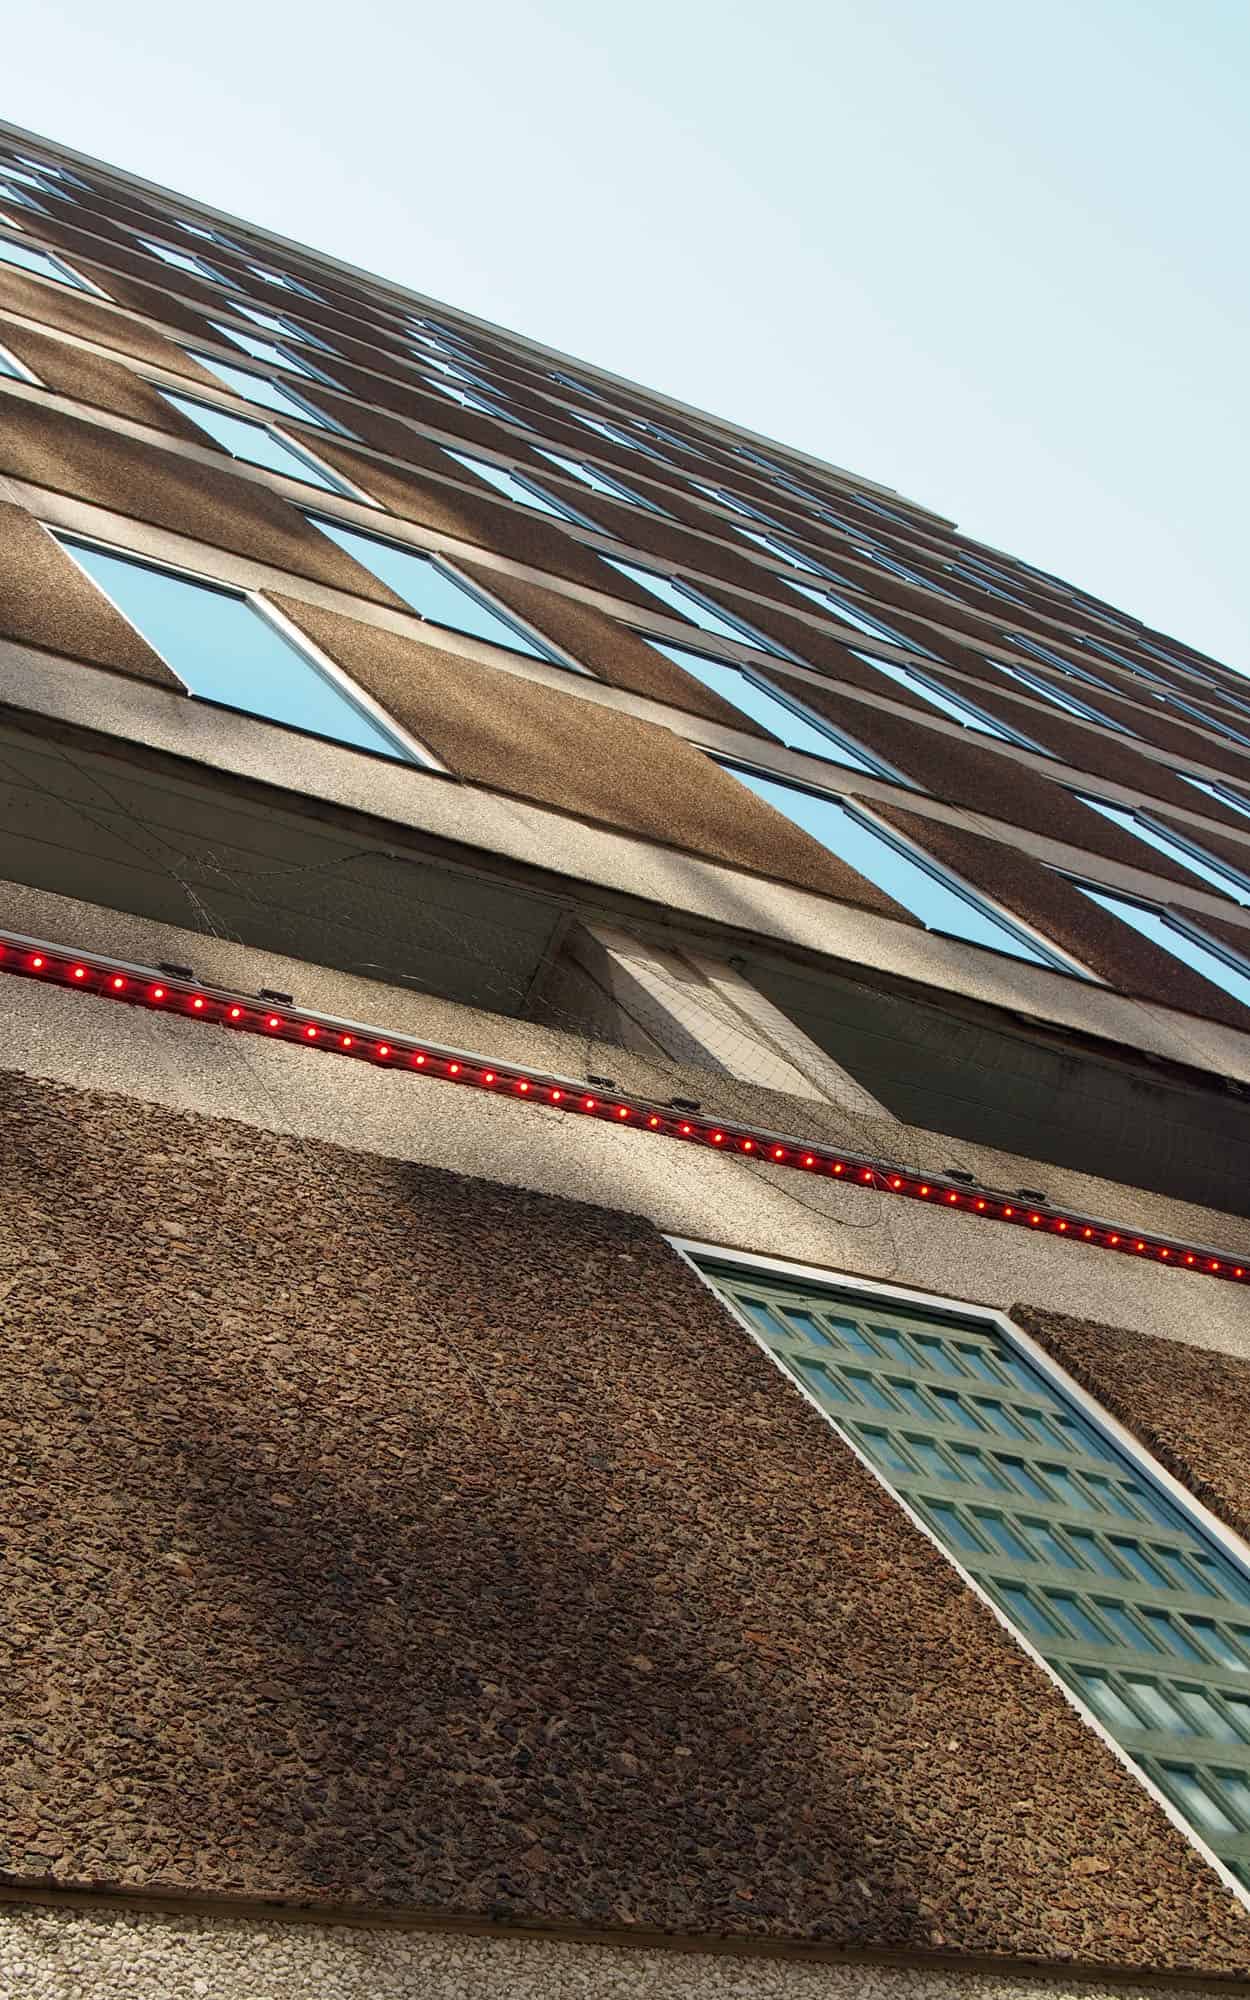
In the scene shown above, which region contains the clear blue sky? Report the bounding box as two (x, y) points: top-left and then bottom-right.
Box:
(6, 0), (1247, 670)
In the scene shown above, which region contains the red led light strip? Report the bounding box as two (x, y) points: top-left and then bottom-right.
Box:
(4, 927), (1248, 1286)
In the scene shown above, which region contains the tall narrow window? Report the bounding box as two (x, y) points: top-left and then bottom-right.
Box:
(601, 558), (788, 655)
(1076, 885), (1250, 1011)
(187, 354), (347, 432)
(58, 539), (422, 762)
(439, 447), (573, 519)
(161, 392), (358, 494)
(693, 1257), (1250, 1892)
(1078, 797), (1250, 907)
(646, 640), (904, 780)
(307, 516), (565, 664)
(852, 652), (1040, 749)
(722, 766), (1073, 968)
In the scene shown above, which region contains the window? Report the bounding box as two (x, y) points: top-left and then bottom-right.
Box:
(647, 640), (902, 779)
(784, 576), (939, 657)
(695, 1257), (1250, 1892)
(1079, 797), (1250, 907)
(0, 161), (50, 191)
(209, 323), (322, 374)
(439, 446), (572, 519)
(997, 661), (1130, 734)
(944, 560), (1026, 606)
(187, 353), (346, 432)
(738, 525), (832, 577)
(161, 391), (358, 494)
(0, 232), (94, 290)
(307, 516), (562, 663)
(722, 766), (1072, 966)
(235, 303), (334, 352)
(0, 177), (48, 216)
(601, 557), (787, 654)
(58, 538), (421, 761)
(421, 370), (515, 423)
(534, 448), (666, 513)
(1181, 775), (1250, 824)
(247, 265), (319, 299)
(1076, 885), (1250, 1011)
(140, 238), (226, 282)
(0, 339), (37, 382)
(851, 651), (1039, 748)
(573, 411), (664, 459)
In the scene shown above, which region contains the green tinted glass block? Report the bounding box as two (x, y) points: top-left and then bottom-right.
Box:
(697, 1260), (1250, 1882)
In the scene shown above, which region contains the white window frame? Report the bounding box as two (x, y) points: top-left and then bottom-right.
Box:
(670, 1238), (1250, 1913)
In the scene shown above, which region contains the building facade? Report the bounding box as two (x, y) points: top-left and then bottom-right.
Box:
(3, 118), (1250, 1996)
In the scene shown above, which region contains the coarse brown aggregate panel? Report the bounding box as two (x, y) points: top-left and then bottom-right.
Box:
(0, 499), (178, 686)
(0, 325), (217, 440)
(904, 675), (1250, 836)
(73, 261), (243, 346)
(266, 592), (889, 905)
(312, 353), (541, 460)
(2, 1069), (1250, 1973)
(20, 213), (246, 316)
(868, 802), (1250, 1034)
(0, 399), (411, 610)
(445, 558), (774, 736)
(761, 672), (1206, 890)
(1010, 1305), (1250, 1551)
(0, 263), (219, 378)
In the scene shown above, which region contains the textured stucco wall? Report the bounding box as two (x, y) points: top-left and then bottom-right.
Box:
(1, 1902), (1247, 2000)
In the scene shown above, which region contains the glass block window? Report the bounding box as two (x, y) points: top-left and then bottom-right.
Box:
(160, 392), (357, 494)
(697, 1259), (1250, 1889)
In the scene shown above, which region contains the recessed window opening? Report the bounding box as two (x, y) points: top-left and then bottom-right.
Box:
(57, 535), (423, 762)
(721, 765), (1073, 968)
(692, 1255), (1250, 1893)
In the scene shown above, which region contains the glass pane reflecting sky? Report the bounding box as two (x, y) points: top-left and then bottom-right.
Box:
(161, 392), (349, 490)
(63, 542), (411, 759)
(310, 517), (550, 658)
(649, 640), (886, 775)
(728, 766), (1061, 964)
(1079, 885), (1250, 1009)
